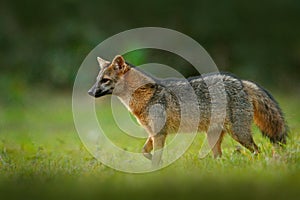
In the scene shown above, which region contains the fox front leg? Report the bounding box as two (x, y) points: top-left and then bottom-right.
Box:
(152, 134), (166, 168)
(142, 137), (153, 160)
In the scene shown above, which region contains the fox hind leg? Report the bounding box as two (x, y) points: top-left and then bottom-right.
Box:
(229, 123), (260, 154)
(227, 99), (260, 155)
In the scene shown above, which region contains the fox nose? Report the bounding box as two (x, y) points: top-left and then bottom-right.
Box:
(88, 88), (95, 97)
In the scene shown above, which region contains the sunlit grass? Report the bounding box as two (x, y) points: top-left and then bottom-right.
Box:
(0, 89), (299, 199)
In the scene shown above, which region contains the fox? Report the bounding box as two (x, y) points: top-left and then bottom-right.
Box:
(88, 55), (288, 167)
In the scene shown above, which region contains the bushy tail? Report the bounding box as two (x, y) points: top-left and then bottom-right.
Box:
(242, 80), (288, 145)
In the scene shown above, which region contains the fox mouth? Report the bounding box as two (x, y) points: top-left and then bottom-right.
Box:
(88, 88), (111, 98)
(88, 90), (103, 98)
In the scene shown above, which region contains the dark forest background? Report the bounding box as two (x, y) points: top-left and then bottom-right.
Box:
(1, 0), (300, 102)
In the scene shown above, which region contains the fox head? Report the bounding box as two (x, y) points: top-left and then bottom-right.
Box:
(88, 55), (131, 98)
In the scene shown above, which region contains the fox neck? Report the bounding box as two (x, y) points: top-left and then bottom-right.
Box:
(114, 68), (156, 113)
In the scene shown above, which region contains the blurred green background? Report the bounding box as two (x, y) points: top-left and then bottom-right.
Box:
(1, 0), (300, 199)
(1, 0), (300, 97)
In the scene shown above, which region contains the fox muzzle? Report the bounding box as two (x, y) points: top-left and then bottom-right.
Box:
(88, 85), (111, 98)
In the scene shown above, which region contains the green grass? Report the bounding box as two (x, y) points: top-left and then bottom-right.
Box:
(0, 89), (299, 200)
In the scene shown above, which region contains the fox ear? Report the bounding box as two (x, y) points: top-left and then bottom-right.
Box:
(112, 55), (125, 67)
(112, 55), (128, 73)
(97, 57), (109, 69)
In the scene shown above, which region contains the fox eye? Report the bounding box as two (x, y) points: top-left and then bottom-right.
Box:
(101, 78), (111, 84)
